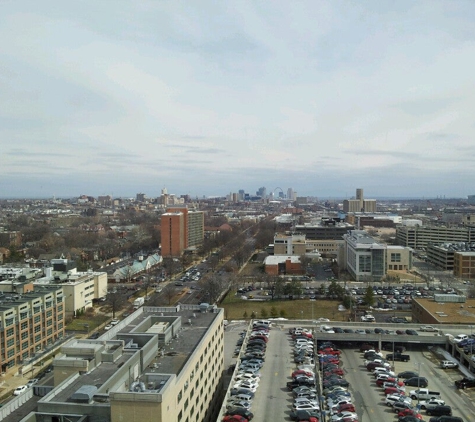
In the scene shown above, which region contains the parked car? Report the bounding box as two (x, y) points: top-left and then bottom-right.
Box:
(440, 361), (458, 369)
(13, 385), (28, 396)
(455, 377), (475, 389)
(404, 377), (428, 388)
(398, 371), (419, 379)
(26, 378), (39, 388)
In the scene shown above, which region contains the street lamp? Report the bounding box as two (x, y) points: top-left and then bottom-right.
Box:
(414, 361), (422, 405)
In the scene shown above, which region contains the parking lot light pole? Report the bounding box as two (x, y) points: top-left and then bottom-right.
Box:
(414, 361), (422, 405)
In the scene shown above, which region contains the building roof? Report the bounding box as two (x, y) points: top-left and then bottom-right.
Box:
(414, 297), (475, 324)
(264, 255), (301, 265)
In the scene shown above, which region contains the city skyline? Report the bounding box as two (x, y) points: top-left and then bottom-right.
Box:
(1, 1), (475, 198)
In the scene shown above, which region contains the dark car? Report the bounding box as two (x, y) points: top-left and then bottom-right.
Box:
(230, 388), (255, 397)
(426, 405), (452, 417)
(323, 379), (349, 388)
(289, 409), (320, 421)
(399, 416), (424, 422)
(428, 417), (463, 422)
(455, 377), (475, 389)
(398, 371), (419, 379)
(404, 377), (428, 388)
(386, 353), (410, 362)
(225, 407), (254, 420)
(406, 329), (418, 336)
(88, 332), (100, 339)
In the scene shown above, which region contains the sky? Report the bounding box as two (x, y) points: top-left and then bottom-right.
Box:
(1, 1), (475, 200)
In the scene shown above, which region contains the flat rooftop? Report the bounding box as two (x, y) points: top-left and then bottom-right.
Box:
(414, 297), (475, 324)
(46, 306), (220, 404)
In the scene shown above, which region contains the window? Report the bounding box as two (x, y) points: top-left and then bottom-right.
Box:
(178, 390), (182, 403)
(58, 322), (63, 330)
(20, 312), (28, 320)
(6, 328), (14, 337)
(47, 328), (52, 336)
(35, 334), (41, 343)
(34, 326), (41, 333)
(7, 339), (14, 347)
(5, 318), (14, 327)
(22, 341), (28, 350)
(47, 320), (53, 327)
(21, 321), (28, 330)
(21, 331), (28, 340)
(46, 310), (52, 318)
(391, 253), (401, 262)
(7, 349), (15, 358)
(34, 315), (41, 323)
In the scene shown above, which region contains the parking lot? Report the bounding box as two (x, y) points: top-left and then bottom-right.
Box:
(224, 321), (475, 422)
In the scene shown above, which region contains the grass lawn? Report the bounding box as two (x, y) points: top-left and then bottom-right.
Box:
(221, 292), (349, 321)
(66, 314), (110, 332)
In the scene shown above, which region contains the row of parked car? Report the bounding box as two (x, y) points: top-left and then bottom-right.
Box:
(223, 321), (272, 422)
(286, 327), (321, 422)
(318, 340), (358, 422)
(360, 345), (463, 422)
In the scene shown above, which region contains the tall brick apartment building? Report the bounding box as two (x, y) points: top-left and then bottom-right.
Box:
(161, 207), (204, 257)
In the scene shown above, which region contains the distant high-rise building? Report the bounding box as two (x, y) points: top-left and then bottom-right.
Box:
(238, 189), (245, 201)
(468, 195), (475, 205)
(343, 188), (376, 213)
(287, 188), (295, 201)
(161, 206), (204, 257)
(97, 195), (112, 206)
(136, 193), (146, 203)
(256, 187), (267, 198)
(161, 187), (168, 195)
(161, 212), (185, 257)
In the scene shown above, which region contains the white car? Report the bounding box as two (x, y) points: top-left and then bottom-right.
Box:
(293, 403), (320, 411)
(294, 398), (320, 408)
(454, 334), (469, 343)
(331, 412), (358, 421)
(233, 383), (257, 392)
(385, 394), (412, 407)
(235, 373), (260, 382)
(26, 378), (39, 387)
(104, 324), (113, 330)
(327, 398), (352, 408)
(373, 368), (395, 377)
(13, 385), (28, 396)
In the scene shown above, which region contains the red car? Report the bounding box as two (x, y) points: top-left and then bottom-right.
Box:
(222, 416), (249, 422)
(384, 386), (405, 396)
(334, 403), (356, 413)
(319, 349), (341, 356)
(292, 370), (314, 378)
(398, 409), (423, 419)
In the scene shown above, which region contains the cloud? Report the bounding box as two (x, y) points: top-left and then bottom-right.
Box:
(0, 2), (474, 198)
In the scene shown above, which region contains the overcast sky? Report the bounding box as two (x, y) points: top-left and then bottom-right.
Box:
(1, 1), (475, 199)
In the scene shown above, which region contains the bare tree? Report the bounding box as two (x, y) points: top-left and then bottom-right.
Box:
(199, 274), (225, 304)
(266, 275), (285, 300)
(162, 284), (177, 305)
(299, 255), (313, 273)
(105, 289), (126, 318)
(207, 255), (219, 272)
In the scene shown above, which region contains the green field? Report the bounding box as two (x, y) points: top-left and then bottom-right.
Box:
(221, 292), (348, 321)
